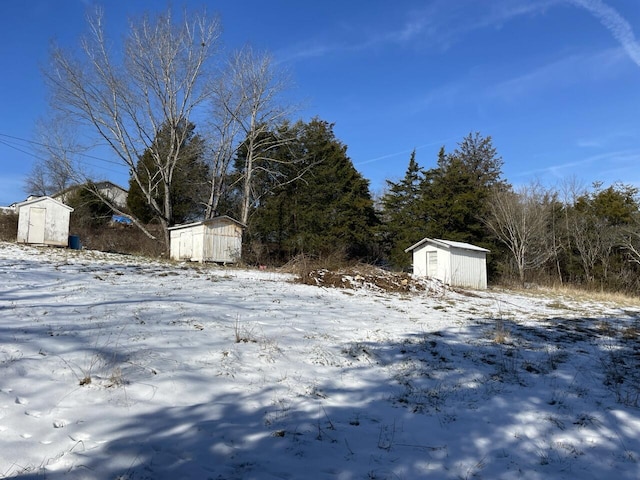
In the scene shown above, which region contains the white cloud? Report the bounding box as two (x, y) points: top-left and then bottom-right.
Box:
(515, 149), (640, 181)
(567, 0), (640, 68)
(576, 130), (636, 149)
(277, 0), (560, 63)
(488, 46), (625, 101)
(276, 42), (335, 63)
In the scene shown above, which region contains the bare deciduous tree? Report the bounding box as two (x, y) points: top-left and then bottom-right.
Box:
(612, 212), (640, 271)
(45, 7), (221, 245)
(569, 211), (616, 283)
(483, 183), (556, 285)
(212, 47), (294, 225)
(203, 75), (244, 219)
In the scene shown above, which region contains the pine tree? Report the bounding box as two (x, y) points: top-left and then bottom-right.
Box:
(127, 121), (209, 225)
(422, 133), (506, 247)
(248, 119), (379, 262)
(380, 150), (426, 269)
(66, 181), (114, 228)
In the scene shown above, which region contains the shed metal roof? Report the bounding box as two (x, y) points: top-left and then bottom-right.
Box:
(405, 237), (489, 253)
(168, 215), (246, 231)
(16, 196), (74, 212)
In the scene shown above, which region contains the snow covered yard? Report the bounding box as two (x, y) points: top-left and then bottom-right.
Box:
(1, 242), (639, 480)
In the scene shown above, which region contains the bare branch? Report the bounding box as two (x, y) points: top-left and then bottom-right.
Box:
(483, 183), (556, 285)
(209, 46), (296, 224)
(44, 6), (221, 247)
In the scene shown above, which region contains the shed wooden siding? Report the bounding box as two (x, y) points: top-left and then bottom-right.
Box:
(448, 247), (487, 290)
(16, 196), (73, 247)
(169, 217), (243, 263)
(405, 238), (489, 289)
(202, 221), (242, 263)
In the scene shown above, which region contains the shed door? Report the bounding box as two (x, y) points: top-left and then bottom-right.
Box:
(179, 231), (192, 260)
(28, 208), (46, 244)
(427, 251), (437, 278)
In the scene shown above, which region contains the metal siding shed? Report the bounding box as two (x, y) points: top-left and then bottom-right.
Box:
(405, 238), (489, 289)
(169, 216), (244, 263)
(16, 196), (74, 247)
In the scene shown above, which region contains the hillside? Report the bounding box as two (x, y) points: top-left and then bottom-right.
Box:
(1, 242), (639, 479)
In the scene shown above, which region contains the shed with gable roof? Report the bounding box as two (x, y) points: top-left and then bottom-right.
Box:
(405, 238), (489, 289)
(169, 216), (244, 263)
(16, 196), (74, 247)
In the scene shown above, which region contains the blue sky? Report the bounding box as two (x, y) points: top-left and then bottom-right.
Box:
(1, 0), (640, 206)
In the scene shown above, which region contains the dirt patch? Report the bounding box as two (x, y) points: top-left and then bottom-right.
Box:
(299, 266), (445, 294)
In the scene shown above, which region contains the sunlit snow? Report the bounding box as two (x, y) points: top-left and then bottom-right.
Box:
(1, 242), (639, 479)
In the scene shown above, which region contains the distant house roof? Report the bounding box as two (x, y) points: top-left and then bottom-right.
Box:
(16, 195), (74, 212)
(53, 181), (128, 198)
(405, 238), (490, 254)
(168, 215), (246, 231)
(0, 206), (16, 214)
(9, 195), (38, 208)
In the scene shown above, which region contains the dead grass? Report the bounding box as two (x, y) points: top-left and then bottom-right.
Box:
(70, 223), (166, 258)
(492, 320), (510, 344)
(622, 326), (640, 340)
(496, 282), (640, 309)
(550, 286), (640, 307)
(280, 252), (353, 276)
(547, 300), (571, 310)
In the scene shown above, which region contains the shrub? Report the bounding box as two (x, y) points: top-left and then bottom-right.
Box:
(0, 213), (18, 241)
(69, 222), (166, 257)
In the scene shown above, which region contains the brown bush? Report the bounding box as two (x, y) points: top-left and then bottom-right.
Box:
(280, 251), (351, 275)
(0, 213), (18, 241)
(69, 222), (167, 258)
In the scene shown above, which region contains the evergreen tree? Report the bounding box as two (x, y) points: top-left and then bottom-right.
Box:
(589, 183), (638, 226)
(66, 182), (114, 228)
(422, 132), (506, 247)
(127, 121), (209, 225)
(247, 119), (379, 262)
(380, 150), (426, 269)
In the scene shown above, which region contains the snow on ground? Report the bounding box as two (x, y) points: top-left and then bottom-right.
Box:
(1, 241), (639, 479)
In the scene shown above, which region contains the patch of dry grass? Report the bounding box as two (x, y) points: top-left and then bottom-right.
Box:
(69, 223), (167, 258)
(495, 282), (640, 309)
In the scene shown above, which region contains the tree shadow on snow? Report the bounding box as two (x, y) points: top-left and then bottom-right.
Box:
(6, 310), (640, 479)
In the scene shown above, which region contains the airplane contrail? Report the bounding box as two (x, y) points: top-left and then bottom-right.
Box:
(568, 0), (640, 68)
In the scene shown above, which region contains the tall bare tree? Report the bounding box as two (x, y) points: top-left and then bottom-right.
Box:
(45, 7), (221, 246)
(203, 76), (243, 219)
(484, 183), (556, 285)
(211, 47), (294, 225)
(568, 212), (615, 283)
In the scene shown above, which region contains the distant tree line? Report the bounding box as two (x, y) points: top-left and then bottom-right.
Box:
(381, 134), (640, 293)
(25, 6), (640, 294)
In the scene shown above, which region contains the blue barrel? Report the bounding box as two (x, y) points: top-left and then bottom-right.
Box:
(68, 235), (81, 250)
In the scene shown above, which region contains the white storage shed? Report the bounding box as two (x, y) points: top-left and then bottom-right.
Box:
(169, 216), (244, 263)
(16, 196), (74, 247)
(405, 238), (489, 289)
